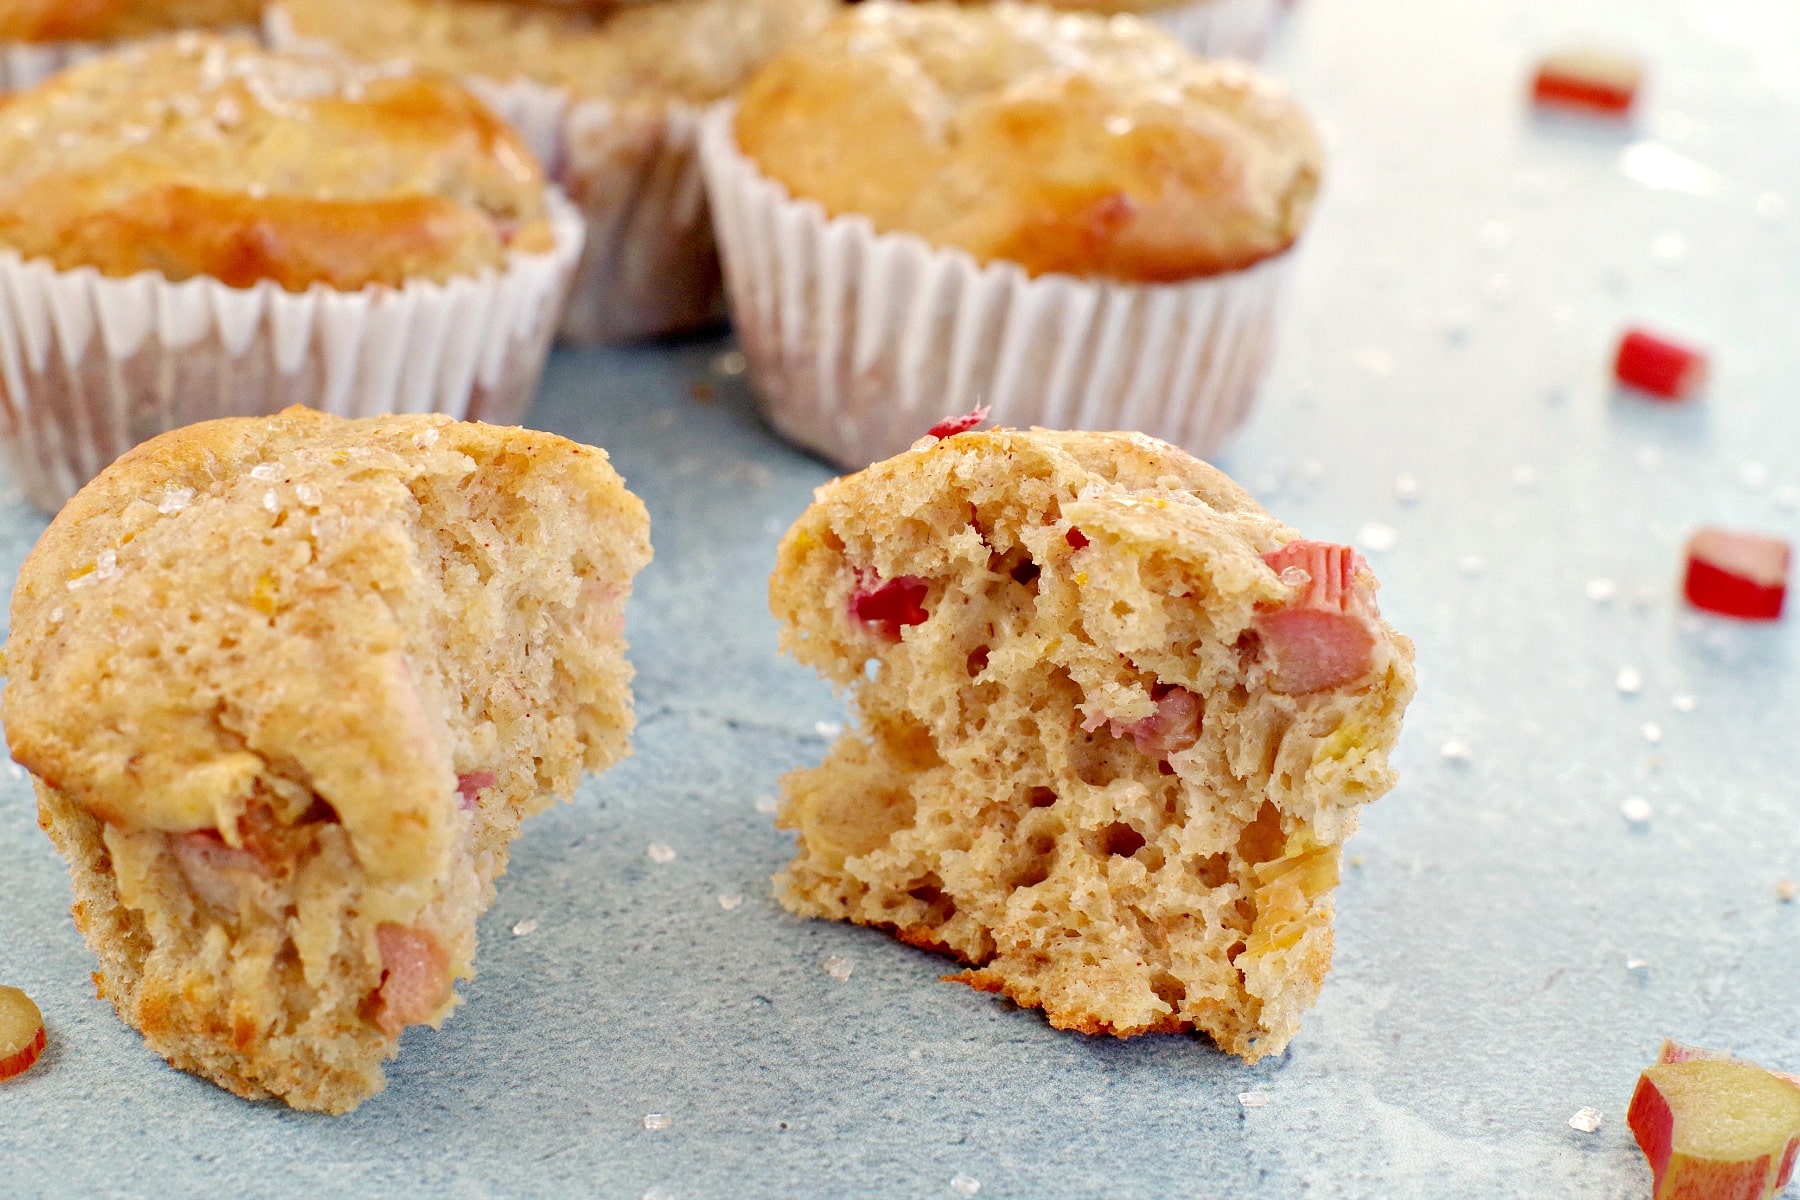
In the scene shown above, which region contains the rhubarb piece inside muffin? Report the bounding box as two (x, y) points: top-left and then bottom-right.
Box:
(2, 406), (651, 1113)
(769, 428), (1413, 1059)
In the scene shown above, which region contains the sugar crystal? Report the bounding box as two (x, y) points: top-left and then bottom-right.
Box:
(717, 894), (743, 911)
(1615, 668), (1643, 695)
(1568, 1107), (1604, 1133)
(1621, 796), (1653, 825)
(1238, 1091), (1271, 1109)
(821, 955), (854, 982)
(1357, 523), (1399, 553)
(1671, 694), (1696, 712)
(754, 795), (779, 815)
(511, 919), (539, 937)
(1585, 578), (1617, 603)
(647, 842), (676, 865)
(643, 1113), (671, 1131)
(950, 1175), (981, 1196)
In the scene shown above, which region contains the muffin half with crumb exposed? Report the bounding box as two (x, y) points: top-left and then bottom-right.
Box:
(0, 1), (265, 93)
(769, 426), (1412, 1059)
(0, 34), (582, 512)
(913, 0), (1280, 60)
(703, 1), (1321, 471)
(2, 406), (651, 1114)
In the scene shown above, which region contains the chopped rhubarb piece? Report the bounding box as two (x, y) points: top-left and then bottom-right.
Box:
(1118, 686), (1202, 758)
(1255, 541), (1380, 694)
(0, 986), (46, 1082)
(456, 771), (497, 811)
(170, 829), (268, 909)
(1616, 328), (1708, 400)
(1066, 528), (1089, 549)
(926, 406), (991, 440)
(1628, 1054), (1800, 1200)
(371, 924), (451, 1037)
(1532, 49), (1642, 117)
(849, 574), (931, 641)
(1684, 529), (1789, 620)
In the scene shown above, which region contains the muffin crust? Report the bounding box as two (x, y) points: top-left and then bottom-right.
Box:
(279, 0), (836, 106)
(0, 35), (553, 290)
(735, 1), (1321, 281)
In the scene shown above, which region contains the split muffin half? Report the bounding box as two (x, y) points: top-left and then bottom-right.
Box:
(2, 406), (651, 1112)
(770, 427), (1412, 1060)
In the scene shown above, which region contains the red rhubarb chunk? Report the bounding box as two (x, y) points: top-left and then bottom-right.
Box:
(1684, 528), (1789, 620)
(372, 924), (451, 1036)
(926, 406), (991, 440)
(1532, 50), (1642, 116)
(1066, 528), (1089, 549)
(1616, 328), (1707, 400)
(850, 574), (931, 642)
(1256, 542), (1380, 694)
(456, 771), (497, 811)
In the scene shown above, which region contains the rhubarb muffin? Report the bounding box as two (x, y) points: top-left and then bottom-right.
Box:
(2, 406), (652, 1113)
(0, 0), (265, 92)
(0, 34), (582, 513)
(271, 0), (836, 343)
(704, 1), (1320, 469)
(769, 427), (1413, 1060)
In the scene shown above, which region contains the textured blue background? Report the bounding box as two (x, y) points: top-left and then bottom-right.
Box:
(3, 0), (1799, 1195)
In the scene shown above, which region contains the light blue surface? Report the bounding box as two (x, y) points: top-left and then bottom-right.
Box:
(3, 0), (1800, 1195)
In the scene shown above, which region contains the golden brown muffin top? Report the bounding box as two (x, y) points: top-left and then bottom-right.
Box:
(0, 0), (263, 43)
(0, 35), (553, 291)
(734, 1), (1321, 282)
(278, 0), (837, 106)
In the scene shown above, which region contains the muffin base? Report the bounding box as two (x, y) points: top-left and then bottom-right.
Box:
(700, 108), (1291, 471)
(0, 194), (582, 512)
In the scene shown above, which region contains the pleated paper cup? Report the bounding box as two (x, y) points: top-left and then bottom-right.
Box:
(1149, 0), (1280, 60)
(0, 193), (583, 513)
(699, 108), (1291, 472)
(267, 7), (724, 346)
(1, 27), (262, 94)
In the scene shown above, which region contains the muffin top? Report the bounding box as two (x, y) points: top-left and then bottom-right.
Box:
(278, 0), (837, 106)
(0, 35), (553, 291)
(734, 1), (1321, 281)
(0, 0), (264, 43)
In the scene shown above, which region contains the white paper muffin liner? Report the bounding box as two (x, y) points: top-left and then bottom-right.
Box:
(267, 7), (724, 346)
(1, 26), (261, 94)
(699, 108), (1291, 471)
(1149, 0), (1280, 60)
(0, 192), (584, 512)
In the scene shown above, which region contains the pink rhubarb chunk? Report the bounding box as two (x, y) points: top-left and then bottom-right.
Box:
(456, 771), (497, 812)
(926, 406), (991, 440)
(372, 924), (451, 1036)
(850, 574), (931, 642)
(1118, 687), (1202, 758)
(1256, 541), (1380, 695)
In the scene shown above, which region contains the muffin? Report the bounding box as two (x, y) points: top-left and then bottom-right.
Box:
(270, 0), (836, 344)
(703, 1), (1320, 470)
(0, 34), (582, 512)
(769, 427), (1413, 1058)
(906, 0), (1280, 59)
(0, 0), (265, 92)
(3, 406), (652, 1113)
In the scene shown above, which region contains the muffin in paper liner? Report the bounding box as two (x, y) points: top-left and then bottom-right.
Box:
(266, 6), (723, 347)
(700, 109), (1290, 472)
(0, 193), (584, 513)
(1149, 0), (1280, 59)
